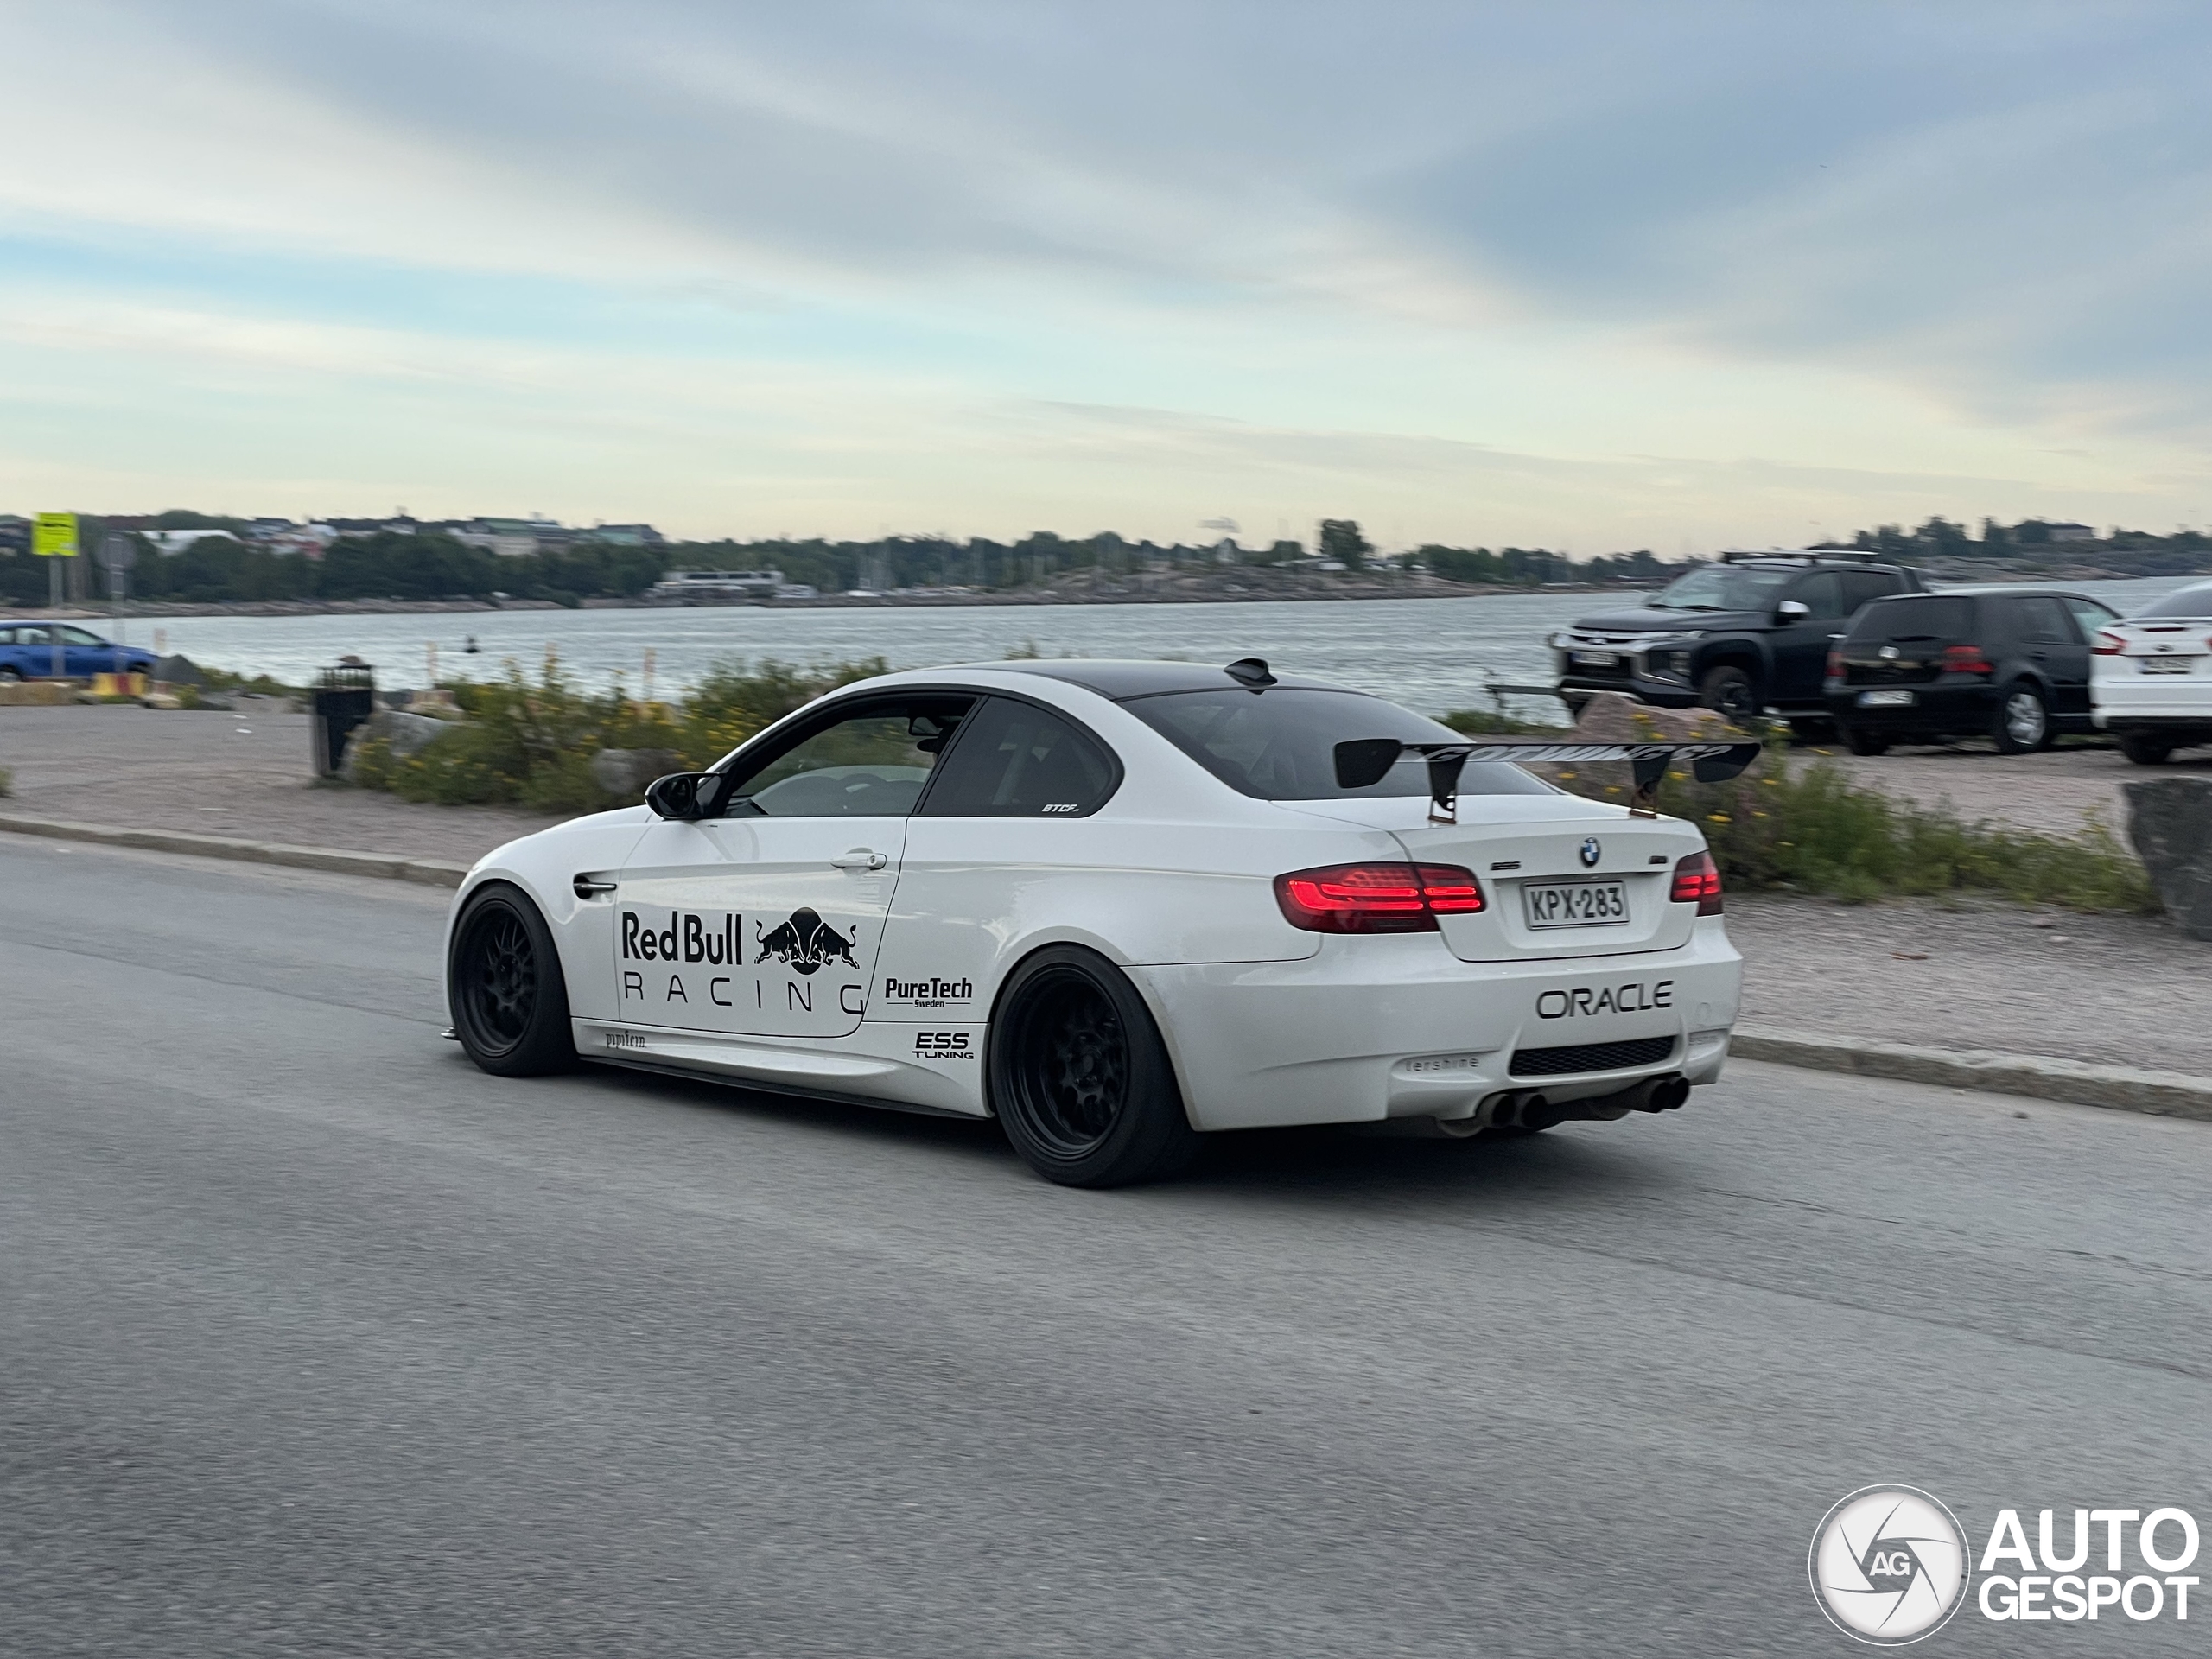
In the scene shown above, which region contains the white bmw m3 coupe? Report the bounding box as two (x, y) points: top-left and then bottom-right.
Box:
(444, 658), (1751, 1185)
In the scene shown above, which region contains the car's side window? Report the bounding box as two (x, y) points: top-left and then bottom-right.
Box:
(59, 626), (105, 645)
(720, 695), (975, 817)
(1789, 572), (1847, 619)
(918, 696), (1120, 817)
(2063, 597), (2116, 639)
(2014, 596), (2072, 644)
(1841, 572), (1898, 612)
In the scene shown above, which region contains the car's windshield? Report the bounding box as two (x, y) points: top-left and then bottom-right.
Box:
(2133, 582), (2212, 620)
(1122, 687), (1554, 801)
(1648, 566), (1796, 613)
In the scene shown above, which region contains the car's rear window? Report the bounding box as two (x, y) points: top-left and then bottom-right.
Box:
(1122, 687), (1553, 801)
(2135, 582), (2212, 620)
(1846, 596), (1972, 640)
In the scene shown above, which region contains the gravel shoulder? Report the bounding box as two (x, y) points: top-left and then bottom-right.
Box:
(1730, 890), (2212, 1075)
(1815, 736), (2212, 840)
(0, 705), (561, 863)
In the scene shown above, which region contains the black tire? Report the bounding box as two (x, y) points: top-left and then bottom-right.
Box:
(1696, 665), (1760, 725)
(447, 883), (576, 1077)
(1787, 717), (1838, 744)
(0, 667), (22, 683)
(987, 945), (1198, 1187)
(1840, 723), (1891, 756)
(1990, 683), (2050, 753)
(2119, 732), (2174, 766)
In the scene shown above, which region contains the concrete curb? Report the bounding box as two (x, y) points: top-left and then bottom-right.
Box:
(1, 810), (2203, 1122)
(0, 813), (469, 888)
(1732, 1026), (2212, 1122)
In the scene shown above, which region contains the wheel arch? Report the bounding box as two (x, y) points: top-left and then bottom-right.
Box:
(979, 932), (1198, 1129)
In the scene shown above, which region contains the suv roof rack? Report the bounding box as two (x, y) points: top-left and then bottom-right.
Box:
(1718, 548), (1886, 565)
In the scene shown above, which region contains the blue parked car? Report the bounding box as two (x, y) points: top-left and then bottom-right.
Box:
(0, 623), (159, 682)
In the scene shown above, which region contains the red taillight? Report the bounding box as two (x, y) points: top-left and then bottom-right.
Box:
(1941, 643), (1994, 675)
(2093, 630), (2125, 656)
(1669, 850), (1723, 915)
(1825, 649), (1846, 679)
(1273, 862), (1485, 933)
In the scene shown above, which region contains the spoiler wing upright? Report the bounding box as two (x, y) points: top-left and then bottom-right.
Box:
(1332, 738), (1763, 823)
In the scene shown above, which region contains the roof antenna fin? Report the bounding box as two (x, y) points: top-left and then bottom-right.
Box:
(1224, 657), (1276, 690)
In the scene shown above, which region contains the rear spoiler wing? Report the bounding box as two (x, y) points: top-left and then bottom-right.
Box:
(1333, 739), (1764, 823)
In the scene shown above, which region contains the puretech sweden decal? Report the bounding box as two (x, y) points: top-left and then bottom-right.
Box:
(755, 908), (860, 976)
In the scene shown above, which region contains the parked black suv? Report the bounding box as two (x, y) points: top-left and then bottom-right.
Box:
(1552, 551), (1926, 730)
(1823, 588), (2119, 754)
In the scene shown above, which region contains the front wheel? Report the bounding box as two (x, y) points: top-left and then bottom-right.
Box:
(1696, 665), (1760, 725)
(1991, 683), (2051, 753)
(1840, 723), (1891, 756)
(988, 946), (1198, 1187)
(2118, 732), (2174, 765)
(447, 883), (576, 1076)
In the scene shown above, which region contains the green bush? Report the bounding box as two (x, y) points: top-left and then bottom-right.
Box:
(0, 766), (12, 798)
(349, 653), (886, 812)
(1550, 742), (2154, 912)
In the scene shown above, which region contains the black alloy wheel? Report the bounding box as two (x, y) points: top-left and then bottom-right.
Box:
(448, 883), (576, 1077)
(1990, 683), (2051, 753)
(1696, 665), (1760, 725)
(1840, 724), (1891, 756)
(988, 945), (1197, 1187)
(2118, 733), (2174, 765)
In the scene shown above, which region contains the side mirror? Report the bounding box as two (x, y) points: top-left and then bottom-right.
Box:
(644, 771), (730, 820)
(1776, 600), (1811, 621)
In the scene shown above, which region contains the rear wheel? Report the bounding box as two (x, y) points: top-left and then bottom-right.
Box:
(988, 945), (1198, 1187)
(447, 884), (575, 1076)
(1990, 683), (2050, 753)
(1696, 665), (1759, 725)
(0, 667), (22, 683)
(1840, 723), (1891, 756)
(2119, 732), (2174, 765)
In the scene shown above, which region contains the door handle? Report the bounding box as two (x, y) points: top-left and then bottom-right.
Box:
(573, 874), (618, 899)
(830, 849), (887, 871)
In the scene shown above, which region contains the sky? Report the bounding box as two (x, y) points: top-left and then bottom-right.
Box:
(4, 1), (2212, 550)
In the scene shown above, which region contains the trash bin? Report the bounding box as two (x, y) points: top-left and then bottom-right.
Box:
(310, 662), (376, 777)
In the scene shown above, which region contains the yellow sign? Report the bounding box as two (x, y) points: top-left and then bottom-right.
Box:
(32, 512), (78, 557)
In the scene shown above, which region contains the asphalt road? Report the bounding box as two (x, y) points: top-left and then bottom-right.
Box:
(3, 839), (2207, 1658)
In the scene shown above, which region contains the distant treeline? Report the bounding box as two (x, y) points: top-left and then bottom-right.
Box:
(1830, 517), (2212, 576)
(0, 518), (1685, 607)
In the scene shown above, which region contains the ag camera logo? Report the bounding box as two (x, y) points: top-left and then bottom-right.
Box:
(1809, 1485), (1971, 1646)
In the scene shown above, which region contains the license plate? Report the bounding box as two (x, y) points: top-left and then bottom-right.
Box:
(1523, 880), (1630, 929)
(1571, 651), (1620, 667)
(1859, 689), (1915, 706)
(2139, 658), (2196, 675)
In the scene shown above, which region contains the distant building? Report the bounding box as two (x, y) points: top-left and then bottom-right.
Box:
(146, 528), (240, 555)
(456, 515), (572, 557)
(2045, 521), (2097, 543)
(0, 513), (28, 555)
(582, 523), (666, 548)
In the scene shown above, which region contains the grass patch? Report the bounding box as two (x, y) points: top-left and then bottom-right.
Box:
(1552, 741), (2154, 912)
(347, 652), (885, 812)
(0, 766), (11, 798)
(1440, 706), (1573, 736)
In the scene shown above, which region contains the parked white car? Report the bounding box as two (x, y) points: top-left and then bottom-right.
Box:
(442, 659), (1754, 1185)
(2091, 580), (2212, 764)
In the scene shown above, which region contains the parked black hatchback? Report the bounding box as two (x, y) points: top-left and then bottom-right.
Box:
(1824, 588), (2119, 754)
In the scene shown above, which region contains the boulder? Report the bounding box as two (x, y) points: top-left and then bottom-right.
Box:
(340, 709), (458, 779)
(151, 653), (205, 686)
(591, 747), (683, 799)
(2125, 776), (2212, 941)
(1570, 690), (1742, 744)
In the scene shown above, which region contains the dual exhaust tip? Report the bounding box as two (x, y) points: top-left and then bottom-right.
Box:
(1468, 1072), (1690, 1135)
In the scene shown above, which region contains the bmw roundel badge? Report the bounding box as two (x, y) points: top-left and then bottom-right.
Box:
(1579, 836), (1601, 868)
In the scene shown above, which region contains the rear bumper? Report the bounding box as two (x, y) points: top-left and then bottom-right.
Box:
(2093, 685), (2212, 730)
(1131, 921), (1742, 1132)
(1824, 682), (1997, 730)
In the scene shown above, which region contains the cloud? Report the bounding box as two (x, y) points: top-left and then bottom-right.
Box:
(7, 2), (2212, 535)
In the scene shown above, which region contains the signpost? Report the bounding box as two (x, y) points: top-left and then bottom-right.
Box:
(33, 512), (79, 677)
(99, 535), (137, 675)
